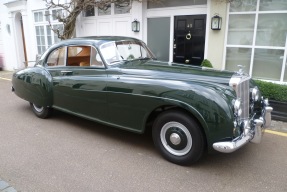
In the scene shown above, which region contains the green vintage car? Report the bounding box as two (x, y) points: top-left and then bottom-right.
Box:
(12, 36), (272, 165)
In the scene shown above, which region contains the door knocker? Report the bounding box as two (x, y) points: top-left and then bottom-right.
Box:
(186, 32), (191, 40)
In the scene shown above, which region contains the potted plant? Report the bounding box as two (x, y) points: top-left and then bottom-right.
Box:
(201, 59), (213, 68)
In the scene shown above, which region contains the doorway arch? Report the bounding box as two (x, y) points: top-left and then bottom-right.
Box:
(14, 12), (27, 68)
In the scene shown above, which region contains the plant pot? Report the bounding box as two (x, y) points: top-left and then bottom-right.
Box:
(269, 100), (287, 122)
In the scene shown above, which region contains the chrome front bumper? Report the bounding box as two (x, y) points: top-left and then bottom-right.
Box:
(213, 105), (273, 153)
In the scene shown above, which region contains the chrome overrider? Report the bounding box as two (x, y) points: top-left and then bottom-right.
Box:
(213, 74), (273, 153)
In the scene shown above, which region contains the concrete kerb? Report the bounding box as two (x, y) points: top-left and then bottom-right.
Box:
(0, 180), (17, 192)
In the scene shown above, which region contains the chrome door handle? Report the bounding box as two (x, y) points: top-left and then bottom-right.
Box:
(61, 70), (73, 75)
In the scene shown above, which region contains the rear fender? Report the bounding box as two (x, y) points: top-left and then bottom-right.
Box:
(12, 66), (53, 106)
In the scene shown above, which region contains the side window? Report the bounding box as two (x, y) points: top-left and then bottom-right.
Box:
(66, 46), (104, 68)
(67, 46), (90, 66)
(91, 47), (104, 67)
(46, 47), (66, 66)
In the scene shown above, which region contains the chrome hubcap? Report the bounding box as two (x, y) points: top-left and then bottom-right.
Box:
(160, 122), (192, 156)
(33, 103), (44, 113)
(170, 133), (181, 145)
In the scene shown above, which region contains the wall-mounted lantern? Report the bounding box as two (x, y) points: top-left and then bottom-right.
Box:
(211, 15), (222, 30)
(132, 19), (140, 32)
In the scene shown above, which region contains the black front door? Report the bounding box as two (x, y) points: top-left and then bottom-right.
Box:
(173, 15), (206, 65)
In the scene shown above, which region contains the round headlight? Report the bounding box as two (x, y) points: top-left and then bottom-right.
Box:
(252, 87), (260, 101)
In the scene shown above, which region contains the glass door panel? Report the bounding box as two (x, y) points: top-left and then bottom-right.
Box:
(252, 49), (284, 81)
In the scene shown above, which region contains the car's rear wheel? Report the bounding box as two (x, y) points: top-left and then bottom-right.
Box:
(152, 110), (205, 165)
(30, 102), (52, 119)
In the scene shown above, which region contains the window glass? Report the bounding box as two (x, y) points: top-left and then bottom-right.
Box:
(100, 41), (153, 65)
(252, 49), (284, 81)
(34, 10), (64, 54)
(67, 46), (91, 66)
(46, 26), (52, 46)
(230, 0), (257, 12)
(52, 24), (63, 43)
(260, 0), (287, 11)
(34, 12), (43, 22)
(148, 0), (206, 9)
(284, 58), (287, 82)
(91, 47), (104, 67)
(227, 14), (255, 45)
(84, 6), (95, 17)
(256, 13), (287, 47)
(225, 47), (251, 73)
(45, 11), (50, 22)
(35, 26), (45, 54)
(98, 4), (111, 16)
(47, 47), (66, 66)
(115, 0), (130, 14)
(52, 9), (63, 21)
(147, 17), (170, 61)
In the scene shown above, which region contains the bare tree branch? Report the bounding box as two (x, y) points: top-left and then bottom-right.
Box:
(44, 0), (173, 40)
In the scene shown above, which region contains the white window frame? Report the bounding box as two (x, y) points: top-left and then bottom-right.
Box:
(83, 0), (132, 17)
(223, 0), (287, 83)
(34, 9), (64, 54)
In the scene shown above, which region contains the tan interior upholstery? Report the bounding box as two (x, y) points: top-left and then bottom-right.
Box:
(80, 62), (90, 66)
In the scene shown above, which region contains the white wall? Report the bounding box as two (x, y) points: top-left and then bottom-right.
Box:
(0, 0), (43, 70)
(77, 1), (143, 40)
(207, 1), (228, 70)
(0, 0), (229, 71)
(0, 0), (65, 70)
(0, 1), (15, 70)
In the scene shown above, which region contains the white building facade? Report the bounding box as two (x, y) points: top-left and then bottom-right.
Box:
(0, 0), (286, 83)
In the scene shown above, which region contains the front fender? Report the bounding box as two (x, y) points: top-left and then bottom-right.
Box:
(160, 83), (236, 149)
(12, 66), (53, 106)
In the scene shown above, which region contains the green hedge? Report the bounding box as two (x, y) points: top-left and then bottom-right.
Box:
(255, 80), (287, 102)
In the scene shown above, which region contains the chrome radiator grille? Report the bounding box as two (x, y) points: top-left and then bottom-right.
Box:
(229, 75), (251, 119)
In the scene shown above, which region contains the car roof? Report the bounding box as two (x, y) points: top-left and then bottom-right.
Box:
(56, 36), (141, 48)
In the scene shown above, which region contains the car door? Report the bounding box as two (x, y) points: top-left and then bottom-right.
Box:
(46, 45), (108, 122)
(106, 67), (166, 133)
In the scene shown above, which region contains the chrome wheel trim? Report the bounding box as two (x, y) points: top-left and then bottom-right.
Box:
(33, 103), (44, 113)
(160, 122), (192, 156)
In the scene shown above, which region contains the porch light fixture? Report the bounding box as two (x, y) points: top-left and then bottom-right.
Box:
(211, 15), (222, 30)
(132, 19), (140, 32)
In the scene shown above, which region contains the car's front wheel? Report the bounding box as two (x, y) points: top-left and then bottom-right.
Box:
(152, 110), (205, 165)
(30, 102), (52, 119)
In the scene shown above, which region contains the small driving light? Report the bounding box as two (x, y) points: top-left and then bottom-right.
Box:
(234, 99), (241, 111)
(252, 87), (260, 101)
(234, 99), (242, 116)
